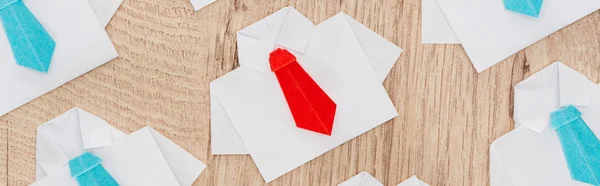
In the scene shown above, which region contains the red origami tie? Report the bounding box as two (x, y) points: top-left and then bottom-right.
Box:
(269, 48), (337, 136)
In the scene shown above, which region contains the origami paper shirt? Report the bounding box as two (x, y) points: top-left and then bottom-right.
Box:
(503, 0), (543, 17)
(550, 105), (600, 186)
(0, 0), (119, 118)
(33, 108), (207, 186)
(270, 48), (337, 135)
(69, 152), (119, 186)
(490, 62), (600, 186)
(210, 7), (402, 182)
(425, 0), (600, 72)
(0, 0), (55, 72)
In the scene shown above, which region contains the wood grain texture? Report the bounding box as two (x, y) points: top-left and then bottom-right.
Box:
(1, 0), (599, 185)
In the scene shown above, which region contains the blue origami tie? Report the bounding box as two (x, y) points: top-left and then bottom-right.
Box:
(69, 152), (119, 186)
(0, 0), (55, 73)
(550, 105), (600, 186)
(503, 0), (543, 17)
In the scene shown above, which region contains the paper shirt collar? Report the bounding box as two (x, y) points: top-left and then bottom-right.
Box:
(236, 7), (315, 72)
(35, 108), (117, 179)
(513, 62), (595, 133)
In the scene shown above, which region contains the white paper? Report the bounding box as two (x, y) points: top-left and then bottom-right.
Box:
(35, 108), (127, 180)
(490, 127), (594, 186)
(421, 0), (459, 44)
(33, 108), (206, 186)
(92, 127), (182, 186)
(87, 0), (123, 27)
(436, 0), (600, 72)
(190, 0), (217, 11)
(490, 62), (600, 186)
(338, 172), (429, 186)
(0, 0), (118, 117)
(147, 127), (207, 186)
(513, 62), (595, 132)
(338, 172), (384, 186)
(211, 7), (402, 155)
(343, 15), (404, 82)
(396, 176), (430, 186)
(210, 86), (248, 154)
(210, 7), (401, 182)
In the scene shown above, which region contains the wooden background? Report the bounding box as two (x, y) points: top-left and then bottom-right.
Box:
(1, 0), (599, 185)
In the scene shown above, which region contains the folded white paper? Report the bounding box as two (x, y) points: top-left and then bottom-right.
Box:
(421, 0), (459, 44)
(339, 172), (429, 186)
(190, 0), (217, 11)
(210, 7), (402, 182)
(490, 62), (599, 186)
(0, 0), (119, 117)
(434, 0), (600, 72)
(396, 176), (430, 186)
(32, 108), (206, 186)
(88, 0), (123, 27)
(338, 172), (383, 186)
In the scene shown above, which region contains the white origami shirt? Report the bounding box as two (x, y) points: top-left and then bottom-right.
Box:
(422, 0), (600, 72)
(32, 108), (206, 186)
(490, 62), (600, 186)
(0, 0), (124, 118)
(210, 7), (402, 182)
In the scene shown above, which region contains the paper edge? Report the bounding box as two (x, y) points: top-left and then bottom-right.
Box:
(191, 0), (217, 11)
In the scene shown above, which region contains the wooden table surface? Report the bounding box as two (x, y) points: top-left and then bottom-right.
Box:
(1, 0), (599, 185)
